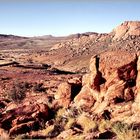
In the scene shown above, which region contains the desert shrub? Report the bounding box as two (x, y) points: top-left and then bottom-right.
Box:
(7, 81), (29, 102)
(65, 118), (75, 130)
(111, 121), (140, 140)
(33, 83), (46, 93)
(46, 124), (64, 138)
(98, 119), (111, 133)
(77, 113), (97, 133)
(27, 58), (33, 63)
(65, 106), (83, 118)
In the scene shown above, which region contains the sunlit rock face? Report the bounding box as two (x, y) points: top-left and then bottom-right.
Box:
(112, 21), (140, 40)
(74, 51), (140, 123)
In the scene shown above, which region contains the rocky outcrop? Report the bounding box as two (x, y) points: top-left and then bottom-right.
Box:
(54, 77), (82, 108)
(74, 51), (139, 123)
(54, 82), (72, 108)
(112, 21), (140, 40)
(0, 103), (49, 136)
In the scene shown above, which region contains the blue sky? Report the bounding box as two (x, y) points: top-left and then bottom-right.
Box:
(0, 0), (140, 37)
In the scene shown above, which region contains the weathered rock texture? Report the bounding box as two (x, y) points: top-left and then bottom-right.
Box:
(54, 77), (82, 108)
(73, 50), (140, 124)
(112, 21), (140, 40)
(1, 21), (140, 139)
(0, 103), (49, 136)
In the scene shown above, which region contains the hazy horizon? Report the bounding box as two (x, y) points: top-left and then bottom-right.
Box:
(0, 0), (140, 37)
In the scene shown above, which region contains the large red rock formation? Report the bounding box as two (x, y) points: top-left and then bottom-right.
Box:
(74, 51), (139, 122)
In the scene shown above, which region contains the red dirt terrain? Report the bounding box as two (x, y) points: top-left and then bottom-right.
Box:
(1, 21), (140, 139)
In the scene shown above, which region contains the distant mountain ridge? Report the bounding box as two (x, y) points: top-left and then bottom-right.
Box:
(0, 21), (140, 72)
(0, 34), (28, 39)
(1, 21), (140, 40)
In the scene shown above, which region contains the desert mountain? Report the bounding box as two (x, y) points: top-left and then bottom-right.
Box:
(0, 21), (140, 73)
(46, 21), (140, 72)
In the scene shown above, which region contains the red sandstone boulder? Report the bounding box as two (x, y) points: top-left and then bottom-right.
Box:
(74, 86), (96, 108)
(54, 82), (71, 108)
(54, 77), (82, 108)
(0, 103), (49, 136)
